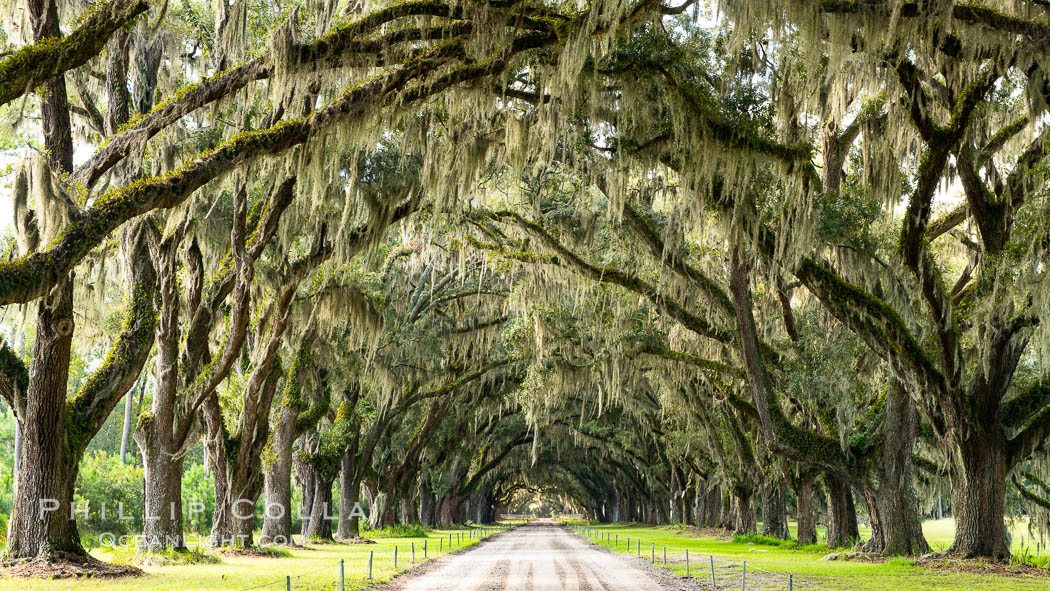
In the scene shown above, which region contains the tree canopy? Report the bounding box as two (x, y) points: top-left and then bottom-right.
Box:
(1, 0), (1050, 568)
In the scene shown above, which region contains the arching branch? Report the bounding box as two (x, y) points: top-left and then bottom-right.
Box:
(0, 0), (148, 108)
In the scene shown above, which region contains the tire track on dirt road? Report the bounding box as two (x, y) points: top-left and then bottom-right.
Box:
(383, 521), (709, 590)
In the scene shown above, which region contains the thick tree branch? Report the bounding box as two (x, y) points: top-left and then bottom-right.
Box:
(1013, 473), (1050, 510)
(0, 0), (148, 108)
(481, 209), (733, 343)
(820, 1), (1050, 43)
(634, 341), (743, 378)
(0, 339), (29, 421)
(1007, 374), (1050, 465)
(0, 30), (548, 306)
(620, 200), (735, 319)
(73, 16), (484, 188)
(67, 221), (157, 452)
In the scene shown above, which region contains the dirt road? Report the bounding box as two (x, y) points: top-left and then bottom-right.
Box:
(383, 521), (705, 591)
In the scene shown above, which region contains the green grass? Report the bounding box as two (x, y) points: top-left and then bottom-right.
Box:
(0, 527), (506, 591)
(575, 521), (1050, 590)
(361, 523), (427, 538)
(778, 517), (1045, 555)
(7, 521), (1049, 590)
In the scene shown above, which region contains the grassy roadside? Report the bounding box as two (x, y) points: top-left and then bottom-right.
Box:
(570, 522), (1050, 591)
(0, 526), (505, 591)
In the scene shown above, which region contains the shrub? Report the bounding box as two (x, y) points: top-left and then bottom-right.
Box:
(182, 462), (215, 534)
(732, 533), (798, 549)
(363, 523), (427, 538)
(75, 450), (144, 537)
(1013, 547), (1050, 570)
(101, 544), (221, 566)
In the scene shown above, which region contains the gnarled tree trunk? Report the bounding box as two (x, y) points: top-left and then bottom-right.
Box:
(419, 477), (435, 527)
(794, 475), (818, 545)
(261, 402), (299, 545)
(369, 491), (388, 529)
(400, 495), (418, 526)
(139, 443), (186, 551)
(732, 489), (756, 535)
(949, 430), (1010, 558)
(438, 494), (465, 526)
(825, 474), (859, 548)
(861, 383), (930, 556)
(682, 477), (696, 526)
(298, 458), (335, 542)
(136, 229), (186, 551)
(336, 449), (364, 539)
(7, 281), (79, 559)
(8, 222), (155, 559)
(761, 480), (789, 540)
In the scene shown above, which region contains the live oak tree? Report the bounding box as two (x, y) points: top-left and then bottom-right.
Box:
(479, 7), (1050, 559)
(7, 0), (1050, 570)
(135, 177), (298, 551)
(683, 1), (1050, 558)
(1, 0), (158, 559)
(0, 0), (664, 561)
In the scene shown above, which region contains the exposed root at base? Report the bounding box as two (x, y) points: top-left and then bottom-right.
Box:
(341, 536), (377, 544)
(3, 553), (145, 579)
(914, 556), (1046, 576)
(214, 546), (290, 558)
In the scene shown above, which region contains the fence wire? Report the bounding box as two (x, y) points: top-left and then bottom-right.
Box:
(573, 524), (839, 591)
(225, 524), (508, 591)
(27, 524), (510, 591)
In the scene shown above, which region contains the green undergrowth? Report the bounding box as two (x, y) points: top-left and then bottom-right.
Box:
(1013, 548), (1050, 570)
(731, 532), (848, 554)
(246, 545), (293, 558)
(101, 545), (220, 566)
(363, 523), (426, 538)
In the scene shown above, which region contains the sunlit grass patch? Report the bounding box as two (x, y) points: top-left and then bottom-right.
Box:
(0, 526), (504, 590)
(575, 522), (1050, 591)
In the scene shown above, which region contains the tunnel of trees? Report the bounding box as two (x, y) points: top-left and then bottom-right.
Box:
(1, 0), (1050, 572)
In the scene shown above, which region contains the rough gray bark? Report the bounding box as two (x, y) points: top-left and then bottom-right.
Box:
(794, 474), (818, 545)
(949, 429), (1011, 558)
(419, 477), (435, 526)
(861, 383), (930, 555)
(682, 476), (696, 526)
(135, 228), (187, 550)
(139, 452), (186, 551)
(7, 279), (79, 559)
(438, 494), (465, 526)
(825, 474), (859, 548)
(669, 468), (684, 524)
(732, 490), (756, 536)
(119, 383), (135, 463)
(761, 479), (789, 540)
(369, 492), (387, 529)
(203, 397), (233, 544)
(297, 454), (336, 541)
(336, 448), (364, 539)
(700, 484), (727, 528)
(400, 494), (418, 526)
(261, 402), (300, 545)
(8, 222), (156, 559)
(261, 341), (324, 545)
(12, 420), (20, 495)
